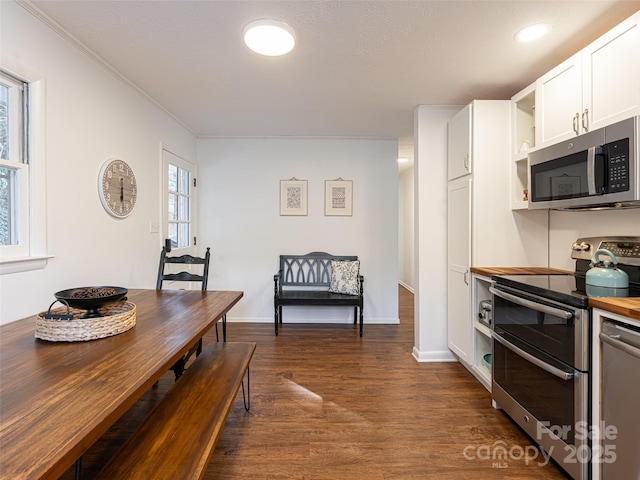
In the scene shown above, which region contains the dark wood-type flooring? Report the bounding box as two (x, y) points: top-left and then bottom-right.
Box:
(61, 286), (568, 479)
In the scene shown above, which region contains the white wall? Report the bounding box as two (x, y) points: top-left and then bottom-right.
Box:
(196, 137), (399, 325)
(398, 166), (415, 291)
(413, 106), (459, 362)
(0, 2), (197, 323)
(549, 209), (640, 269)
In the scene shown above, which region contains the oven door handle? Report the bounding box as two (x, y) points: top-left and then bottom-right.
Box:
(492, 332), (576, 381)
(490, 286), (574, 320)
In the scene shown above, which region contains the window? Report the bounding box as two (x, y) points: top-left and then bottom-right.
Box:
(0, 69), (47, 274)
(0, 70), (29, 257)
(168, 162), (191, 249)
(162, 149), (196, 252)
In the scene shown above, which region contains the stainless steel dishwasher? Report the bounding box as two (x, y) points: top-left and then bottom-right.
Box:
(600, 318), (640, 480)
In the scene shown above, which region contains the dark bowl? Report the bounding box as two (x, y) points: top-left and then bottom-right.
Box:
(54, 286), (128, 317)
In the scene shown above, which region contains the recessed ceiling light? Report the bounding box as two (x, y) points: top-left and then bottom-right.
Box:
(397, 157), (409, 163)
(243, 19), (295, 56)
(515, 23), (550, 42)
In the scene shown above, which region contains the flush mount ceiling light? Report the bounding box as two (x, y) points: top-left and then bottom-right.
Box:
(397, 157), (409, 164)
(514, 23), (550, 42)
(243, 19), (295, 56)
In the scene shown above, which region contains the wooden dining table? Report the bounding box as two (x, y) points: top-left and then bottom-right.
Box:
(0, 288), (243, 480)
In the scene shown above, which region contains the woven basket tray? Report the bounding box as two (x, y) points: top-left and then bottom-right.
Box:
(35, 301), (136, 342)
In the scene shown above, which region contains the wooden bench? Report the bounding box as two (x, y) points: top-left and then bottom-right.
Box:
(95, 341), (256, 480)
(274, 252), (364, 337)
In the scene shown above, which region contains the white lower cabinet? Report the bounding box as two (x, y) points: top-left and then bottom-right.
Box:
(447, 177), (471, 363)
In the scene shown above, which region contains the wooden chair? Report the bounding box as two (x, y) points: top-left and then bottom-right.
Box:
(156, 245), (225, 380)
(156, 245), (211, 291)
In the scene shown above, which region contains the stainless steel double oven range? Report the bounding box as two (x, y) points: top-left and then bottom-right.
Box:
(490, 236), (640, 480)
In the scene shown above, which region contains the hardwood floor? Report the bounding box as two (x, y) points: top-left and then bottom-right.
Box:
(61, 286), (568, 479)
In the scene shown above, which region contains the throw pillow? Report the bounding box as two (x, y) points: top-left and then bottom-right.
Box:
(329, 260), (360, 296)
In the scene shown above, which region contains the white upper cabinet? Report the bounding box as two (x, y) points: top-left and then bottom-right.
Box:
(447, 103), (473, 180)
(536, 11), (640, 148)
(584, 14), (640, 131)
(535, 53), (583, 146)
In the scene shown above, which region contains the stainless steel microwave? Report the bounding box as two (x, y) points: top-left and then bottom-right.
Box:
(528, 115), (639, 210)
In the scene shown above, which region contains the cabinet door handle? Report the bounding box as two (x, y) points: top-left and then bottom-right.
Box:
(572, 113), (580, 135)
(464, 153), (469, 171)
(582, 109), (589, 132)
(463, 270), (469, 286)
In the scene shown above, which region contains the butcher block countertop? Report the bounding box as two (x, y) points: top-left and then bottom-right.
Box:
(470, 267), (640, 320)
(470, 267), (572, 277)
(589, 297), (640, 321)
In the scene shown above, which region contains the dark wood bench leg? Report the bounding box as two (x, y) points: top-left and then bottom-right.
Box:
(75, 457), (82, 480)
(215, 314), (227, 342)
(359, 305), (364, 337)
(274, 304), (280, 336)
(241, 367), (250, 411)
(223, 314), (227, 341)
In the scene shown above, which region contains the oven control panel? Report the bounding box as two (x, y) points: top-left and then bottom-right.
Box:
(571, 236), (640, 265)
(600, 241), (640, 259)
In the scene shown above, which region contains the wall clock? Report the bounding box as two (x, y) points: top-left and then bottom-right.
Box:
(98, 158), (138, 218)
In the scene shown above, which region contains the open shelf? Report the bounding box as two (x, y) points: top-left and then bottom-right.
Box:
(511, 84), (535, 211)
(512, 85), (535, 155)
(471, 274), (493, 391)
(474, 320), (491, 338)
(512, 157), (529, 210)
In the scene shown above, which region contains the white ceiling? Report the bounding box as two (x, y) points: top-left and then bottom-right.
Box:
(24, 0), (640, 169)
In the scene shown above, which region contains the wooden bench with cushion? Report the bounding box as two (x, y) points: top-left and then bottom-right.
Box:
(95, 341), (256, 480)
(274, 252), (364, 337)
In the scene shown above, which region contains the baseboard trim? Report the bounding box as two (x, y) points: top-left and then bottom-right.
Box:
(412, 346), (458, 363)
(398, 280), (414, 294)
(226, 316), (400, 324)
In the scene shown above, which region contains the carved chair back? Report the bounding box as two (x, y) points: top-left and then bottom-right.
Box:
(156, 247), (211, 291)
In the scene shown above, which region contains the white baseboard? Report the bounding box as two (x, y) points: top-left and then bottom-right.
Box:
(398, 280), (415, 293)
(412, 346), (458, 362)
(227, 316), (400, 324)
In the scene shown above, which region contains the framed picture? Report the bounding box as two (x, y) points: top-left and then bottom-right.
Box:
(325, 179), (353, 216)
(550, 175), (581, 198)
(280, 178), (308, 216)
